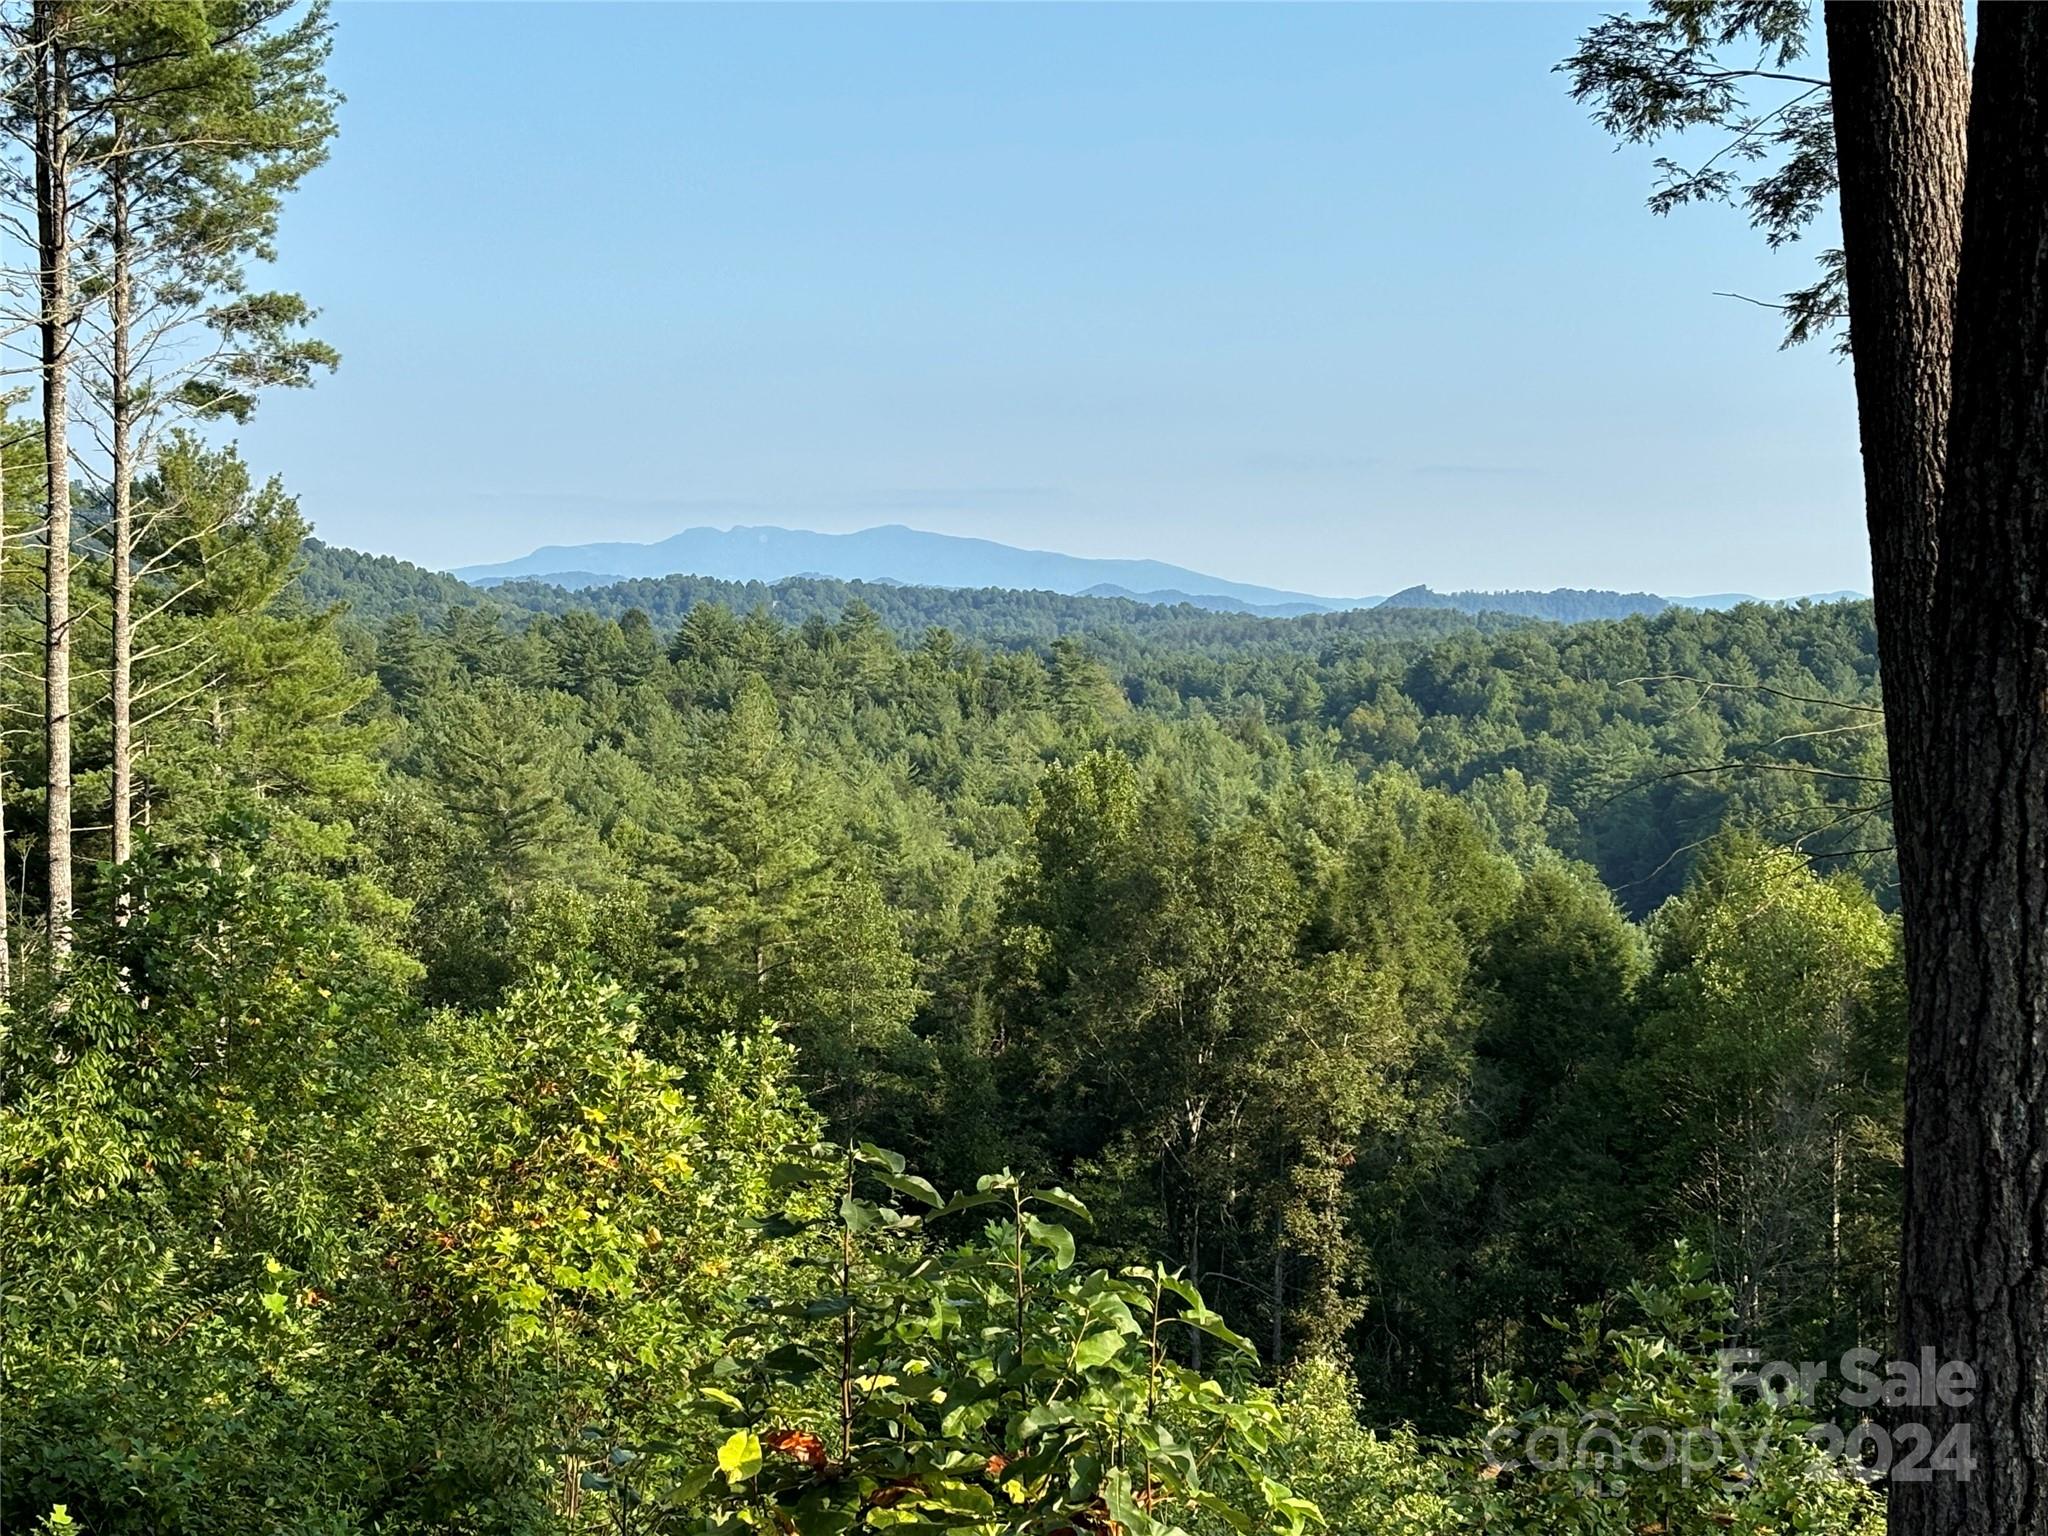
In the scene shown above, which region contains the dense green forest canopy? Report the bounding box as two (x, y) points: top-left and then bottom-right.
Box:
(300, 537), (1536, 642)
(302, 536), (1895, 917)
(9, 484), (1902, 1533)
(1373, 583), (1670, 621)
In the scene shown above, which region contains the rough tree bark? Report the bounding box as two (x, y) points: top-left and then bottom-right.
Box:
(33, 0), (73, 957)
(1827, 4), (2048, 1532)
(1898, 8), (2048, 1531)
(1823, 0), (1969, 746)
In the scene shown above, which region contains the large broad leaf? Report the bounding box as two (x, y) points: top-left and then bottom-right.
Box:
(1024, 1214), (1076, 1271)
(1173, 1307), (1257, 1358)
(1018, 1400), (1076, 1440)
(921, 1480), (996, 1517)
(874, 1170), (945, 1208)
(769, 1161), (831, 1192)
(1072, 1328), (1127, 1370)
(1193, 1490), (1256, 1532)
(717, 1430), (762, 1486)
(1029, 1186), (1092, 1224)
(1065, 1452), (1105, 1505)
(855, 1142), (907, 1175)
(1082, 1292), (1142, 1337)
(840, 1194), (881, 1232)
(1102, 1470), (1161, 1536)
(791, 1491), (858, 1536)
(941, 1398), (998, 1438)
(937, 1188), (1001, 1217)
(760, 1344), (827, 1377)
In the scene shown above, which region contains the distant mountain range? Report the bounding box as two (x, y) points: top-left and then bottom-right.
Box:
(449, 524), (1864, 622)
(453, 524), (1366, 613)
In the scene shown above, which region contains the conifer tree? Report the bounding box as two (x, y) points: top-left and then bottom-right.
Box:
(69, 1), (337, 869)
(663, 676), (919, 1095)
(19, 0), (79, 953)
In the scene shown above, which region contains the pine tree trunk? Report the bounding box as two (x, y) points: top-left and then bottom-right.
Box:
(34, 0), (73, 957)
(0, 430), (11, 996)
(1828, 5), (2048, 1531)
(109, 141), (133, 873)
(1895, 9), (2048, 1531)
(1823, 0), (1969, 923)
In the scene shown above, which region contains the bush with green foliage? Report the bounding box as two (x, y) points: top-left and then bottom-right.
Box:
(582, 1148), (1316, 1536)
(1468, 1251), (1887, 1536)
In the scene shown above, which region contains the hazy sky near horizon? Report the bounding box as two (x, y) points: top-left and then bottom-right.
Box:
(237, 1), (1867, 598)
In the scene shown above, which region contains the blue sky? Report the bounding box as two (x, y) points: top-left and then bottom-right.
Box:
(238, 1), (1865, 598)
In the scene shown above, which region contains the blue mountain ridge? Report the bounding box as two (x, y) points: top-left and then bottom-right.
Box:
(452, 525), (1865, 616)
(453, 524), (1368, 611)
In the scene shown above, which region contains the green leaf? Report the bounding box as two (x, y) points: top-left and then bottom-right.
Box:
(1066, 1452), (1104, 1504)
(761, 1344), (826, 1376)
(1018, 1401), (1075, 1440)
(1173, 1308), (1257, 1358)
(717, 1429), (762, 1486)
(875, 1170), (944, 1208)
(769, 1161), (829, 1191)
(922, 1481), (995, 1517)
(1192, 1490), (1255, 1532)
(840, 1194), (881, 1232)
(1103, 1471), (1160, 1536)
(675, 1466), (716, 1500)
(940, 1399), (997, 1438)
(1030, 1186), (1092, 1224)
(1073, 1328), (1126, 1369)
(1024, 1214), (1075, 1270)
(855, 1142), (907, 1175)
(792, 1493), (858, 1536)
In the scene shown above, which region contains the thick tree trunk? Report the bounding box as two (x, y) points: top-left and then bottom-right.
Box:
(1825, 0), (1971, 683)
(1829, 5), (2048, 1532)
(34, 0), (73, 957)
(110, 150), (133, 873)
(1823, 0), (1969, 889)
(1889, 9), (2048, 1532)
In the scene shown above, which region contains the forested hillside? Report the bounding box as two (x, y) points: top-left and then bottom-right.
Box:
(315, 537), (1894, 914)
(1373, 583), (1669, 621)
(298, 537), (1501, 643)
(9, 459), (1901, 1533)
(342, 568), (1903, 1397)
